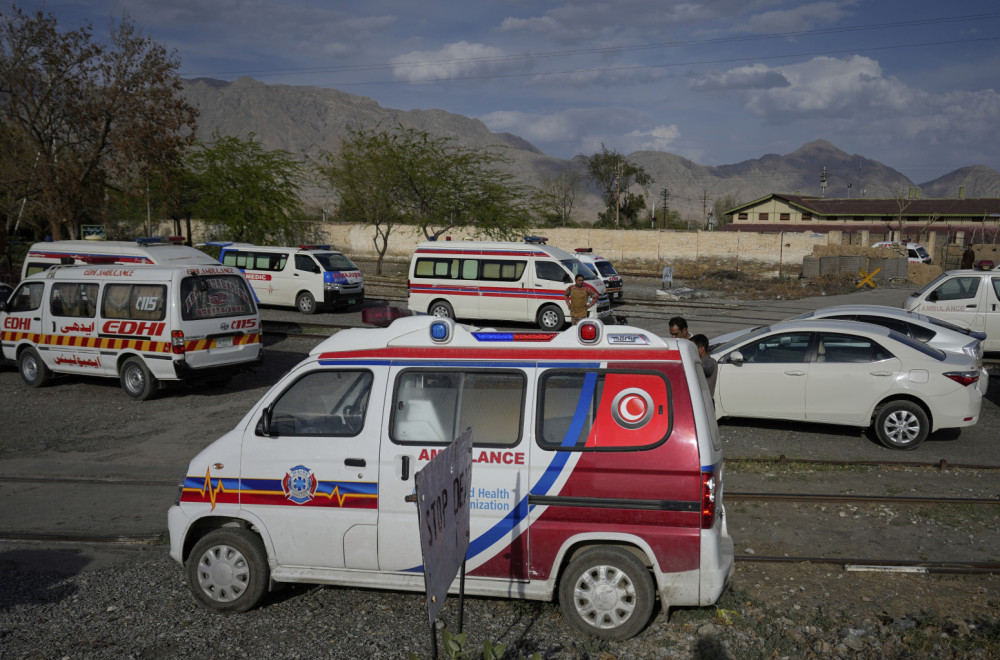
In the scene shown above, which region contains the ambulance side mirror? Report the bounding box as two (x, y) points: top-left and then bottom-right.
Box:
(256, 403), (274, 436)
(0, 300), (6, 313)
(729, 351), (744, 365)
(927, 291), (938, 302)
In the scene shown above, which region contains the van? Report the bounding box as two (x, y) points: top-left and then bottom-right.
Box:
(22, 238), (218, 279)
(905, 269), (1000, 352)
(871, 241), (932, 264)
(574, 248), (624, 300)
(0, 263), (263, 399)
(218, 244), (364, 314)
(167, 315), (733, 639)
(408, 240), (612, 330)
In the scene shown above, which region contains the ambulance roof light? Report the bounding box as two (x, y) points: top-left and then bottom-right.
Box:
(299, 244), (331, 250)
(134, 236), (167, 244)
(523, 235), (548, 244)
(575, 247), (593, 253)
(429, 320), (451, 342)
(472, 331), (558, 342)
(362, 306), (415, 328)
(578, 320), (601, 344)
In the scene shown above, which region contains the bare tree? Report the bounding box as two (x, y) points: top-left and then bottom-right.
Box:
(0, 6), (197, 240)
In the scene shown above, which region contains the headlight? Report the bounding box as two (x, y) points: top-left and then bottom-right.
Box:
(324, 282), (341, 292)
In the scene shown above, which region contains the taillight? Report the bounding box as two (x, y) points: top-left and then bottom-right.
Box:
(171, 330), (186, 355)
(701, 471), (718, 529)
(943, 370), (979, 387)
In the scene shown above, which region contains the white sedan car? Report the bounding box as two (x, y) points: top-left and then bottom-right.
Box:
(710, 320), (984, 450)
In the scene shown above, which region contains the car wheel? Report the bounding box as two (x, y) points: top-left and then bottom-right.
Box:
(296, 291), (316, 315)
(428, 300), (454, 319)
(537, 304), (565, 331)
(120, 357), (157, 400)
(558, 547), (656, 640)
(874, 401), (929, 450)
(187, 528), (269, 613)
(18, 347), (50, 388)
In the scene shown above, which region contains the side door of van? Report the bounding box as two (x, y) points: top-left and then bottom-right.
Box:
(984, 275), (1000, 352)
(292, 254), (324, 310)
(239, 365), (386, 569)
(1, 281), (47, 363)
(46, 280), (105, 375)
(911, 274), (987, 333)
(378, 366), (531, 580)
(530, 260), (571, 322)
(478, 258), (529, 322)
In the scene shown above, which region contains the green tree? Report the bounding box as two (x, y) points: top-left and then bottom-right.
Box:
(534, 168), (583, 226)
(316, 126), (533, 274)
(585, 145), (652, 228)
(711, 193), (739, 230)
(0, 5), (197, 241)
(186, 132), (306, 244)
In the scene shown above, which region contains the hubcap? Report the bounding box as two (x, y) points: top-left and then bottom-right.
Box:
(196, 544), (250, 603)
(883, 410), (920, 445)
(572, 565), (637, 629)
(124, 367), (145, 394)
(22, 356), (38, 381)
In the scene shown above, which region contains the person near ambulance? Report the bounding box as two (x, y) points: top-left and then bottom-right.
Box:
(564, 274), (596, 324)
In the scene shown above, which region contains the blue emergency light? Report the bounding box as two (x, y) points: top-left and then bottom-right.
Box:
(429, 320), (451, 342)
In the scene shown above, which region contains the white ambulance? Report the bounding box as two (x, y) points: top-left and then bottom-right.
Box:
(905, 269), (1000, 351)
(0, 263), (263, 399)
(168, 314), (733, 640)
(574, 248), (625, 300)
(217, 244), (365, 314)
(21, 238), (218, 278)
(407, 240), (613, 330)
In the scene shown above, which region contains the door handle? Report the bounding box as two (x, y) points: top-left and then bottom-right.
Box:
(401, 456), (410, 481)
(345, 458), (366, 467)
(869, 371), (893, 376)
(783, 370), (806, 376)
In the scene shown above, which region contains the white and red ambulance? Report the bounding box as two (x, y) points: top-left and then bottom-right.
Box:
(167, 314), (732, 640)
(0, 263), (263, 399)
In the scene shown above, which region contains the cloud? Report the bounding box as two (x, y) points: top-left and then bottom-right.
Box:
(390, 41), (525, 81)
(479, 110), (581, 143)
(624, 125), (682, 152)
(689, 65), (790, 91)
(735, 1), (860, 34)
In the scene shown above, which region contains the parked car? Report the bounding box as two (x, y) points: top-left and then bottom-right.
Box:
(710, 320), (984, 450)
(710, 305), (986, 362)
(871, 241), (932, 264)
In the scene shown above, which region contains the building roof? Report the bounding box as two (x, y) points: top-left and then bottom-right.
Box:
(726, 193), (1000, 219)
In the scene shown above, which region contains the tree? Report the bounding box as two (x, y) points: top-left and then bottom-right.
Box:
(711, 194), (739, 230)
(186, 132), (306, 244)
(535, 168), (583, 226)
(584, 145), (652, 228)
(0, 6), (198, 241)
(316, 125), (534, 274)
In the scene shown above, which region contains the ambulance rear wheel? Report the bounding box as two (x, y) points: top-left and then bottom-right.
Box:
(296, 291), (317, 315)
(187, 528), (269, 613)
(537, 304), (565, 331)
(558, 547), (655, 640)
(18, 348), (50, 388)
(120, 357), (157, 400)
(429, 300), (454, 319)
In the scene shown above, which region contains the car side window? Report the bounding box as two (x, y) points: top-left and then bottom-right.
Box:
(295, 255), (317, 272)
(9, 282), (45, 312)
(991, 277), (1000, 301)
(50, 282), (99, 318)
(816, 332), (890, 363)
(934, 277), (980, 301)
(736, 332), (811, 363)
(267, 370), (373, 437)
(535, 261), (569, 283)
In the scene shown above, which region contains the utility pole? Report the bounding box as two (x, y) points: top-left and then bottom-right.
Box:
(820, 167), (827, 198)
(701, 189), (708, 228)
(660, 188), (670, 227)
(615, 158), (622, 229)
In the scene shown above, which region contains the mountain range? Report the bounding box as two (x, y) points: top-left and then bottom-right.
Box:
(181, 77), (1000, 225)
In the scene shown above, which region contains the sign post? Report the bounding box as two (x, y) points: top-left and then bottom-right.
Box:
(661, 266), (674, 289)
(412, 427), (474, 658)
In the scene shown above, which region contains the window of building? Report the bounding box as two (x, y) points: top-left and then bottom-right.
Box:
(737, 213), (748, 220)
(759, 213), (769, 221)
(802, 214), (812, 220)
(779, 213), (790, 221)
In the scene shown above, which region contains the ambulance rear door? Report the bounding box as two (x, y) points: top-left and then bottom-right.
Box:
(176, 270), (262, 369)
(378, 363), (532, 581)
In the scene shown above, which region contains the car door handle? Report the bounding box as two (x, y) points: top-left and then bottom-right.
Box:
(783, 370), (806, 376)
(869, 371), (893, 377)
(966, 304), (977, 309)
(345, 458), (366, 467)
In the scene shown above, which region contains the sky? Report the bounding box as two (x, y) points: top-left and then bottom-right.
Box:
(18, 0), (1000, 183)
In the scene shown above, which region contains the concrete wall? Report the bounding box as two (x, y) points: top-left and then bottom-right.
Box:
(308, 223), (838, 271)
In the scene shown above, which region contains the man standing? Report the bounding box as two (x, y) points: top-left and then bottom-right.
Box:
(565, 274), (596, 325)
(668, 316), (691, 340)
(691, 334), (717, 398)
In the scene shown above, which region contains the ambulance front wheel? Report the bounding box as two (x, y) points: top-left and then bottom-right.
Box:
(558, 547), (656, 640)
(120, 357), (157, 400)
(537, 304), (566, 331)
(296, 291), (317, 315)
(187, 528), (269, 613)
(429, 300), (454, 319)
(18, 347), (50, 388)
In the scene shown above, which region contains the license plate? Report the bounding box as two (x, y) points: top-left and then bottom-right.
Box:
(347, 298), (356, 305)
(215, 336), (233, 348)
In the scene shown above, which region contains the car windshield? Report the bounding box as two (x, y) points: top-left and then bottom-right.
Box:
(562, 259), (599, 281)
(913, 272), (953, 296)
(594, 261), (618, 277)
(315, 252), (358, 271)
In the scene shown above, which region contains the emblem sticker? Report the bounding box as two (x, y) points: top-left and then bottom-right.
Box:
(282, 465), (318, 504)
(611, 388), (654, 430)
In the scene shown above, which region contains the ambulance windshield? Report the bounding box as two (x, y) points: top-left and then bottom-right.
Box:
(315, 253), (358, 272)
(562, 259), (599, 281)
